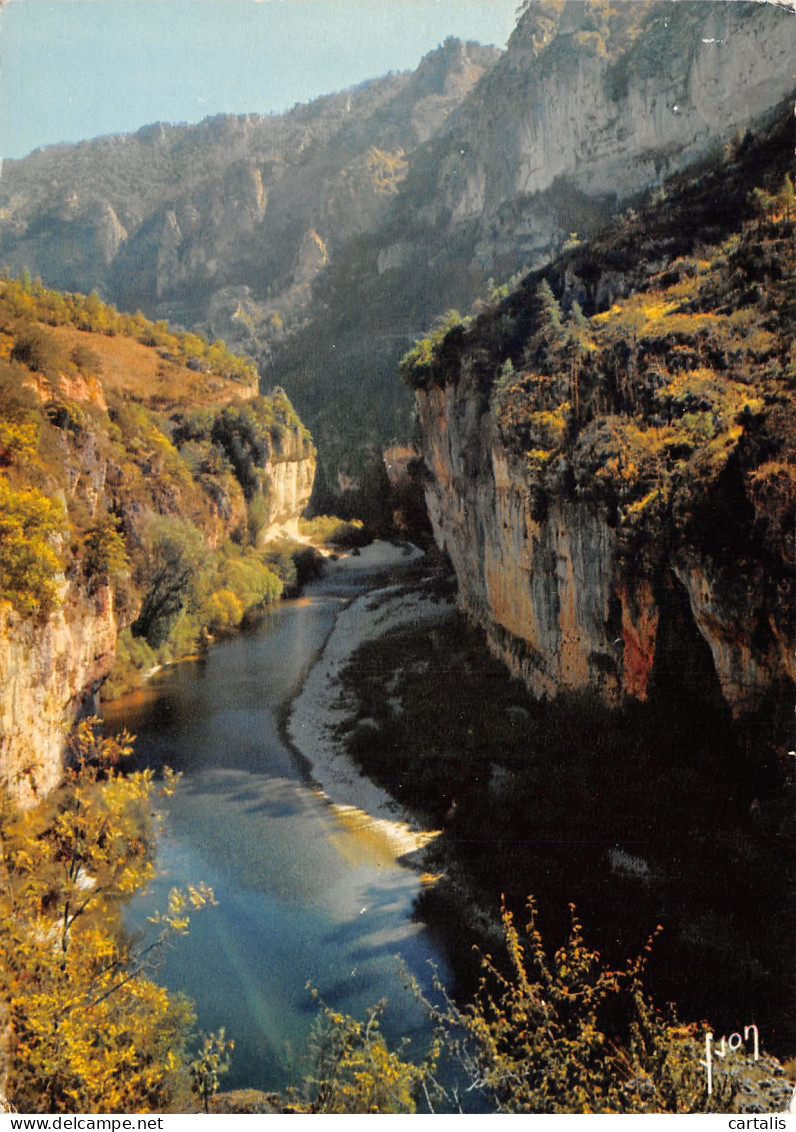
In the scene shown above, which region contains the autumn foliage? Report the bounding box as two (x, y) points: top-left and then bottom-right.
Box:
(0, 720), (211, 1113)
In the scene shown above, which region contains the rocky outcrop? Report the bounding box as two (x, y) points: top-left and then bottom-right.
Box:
(411, 18), (796, 719)
(276, 1), (796, 507)
(262, 447), (316, 534)
(446, 1), (796, 271)
(417, 377), (792, 718)
(0, 432), (315, 808)
(0, 583), (117, 807)
(0, 310), (316, 809)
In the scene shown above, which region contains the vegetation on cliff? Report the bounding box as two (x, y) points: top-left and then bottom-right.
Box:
(402, 112), (795, 709)
(0, 274), (315, 693)
(488, 184), (795, 576)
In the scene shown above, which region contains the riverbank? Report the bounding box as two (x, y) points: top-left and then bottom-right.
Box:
(286, 540), (454, 861)
(325, 591), (796, 1063)
(106, 553), (451, 1094)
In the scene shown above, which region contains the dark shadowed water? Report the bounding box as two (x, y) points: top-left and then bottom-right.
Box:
(103, 554), (448, 1093)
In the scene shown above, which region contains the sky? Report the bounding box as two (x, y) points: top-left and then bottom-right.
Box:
(0, 0), (520, 160)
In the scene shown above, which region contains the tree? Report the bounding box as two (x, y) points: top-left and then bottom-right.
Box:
(9, 326), (69, 381)
(189, 1030), (234, 1113)
(536, 280), (563, 331)
(0, 720), (212, 1113)
(210, 405), (270, 498)
(491, 357), (516, 411)
(0, 475), (65, 615)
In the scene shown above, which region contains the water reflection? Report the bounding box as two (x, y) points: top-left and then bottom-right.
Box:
(104, 565), (447, 1092)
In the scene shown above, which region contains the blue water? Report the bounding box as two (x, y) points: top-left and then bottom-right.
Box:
(103, 556), (448, 1093)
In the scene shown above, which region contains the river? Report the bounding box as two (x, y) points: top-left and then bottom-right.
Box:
(102, 548), (449, 1095)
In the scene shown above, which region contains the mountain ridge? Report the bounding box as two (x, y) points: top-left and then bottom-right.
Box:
(1, 3), (795, 512)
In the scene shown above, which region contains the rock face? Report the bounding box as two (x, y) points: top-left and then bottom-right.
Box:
(263, 446), (316, 534)
(0, 435), (316, 808)
(0, 39), (498, 345)
(0, 311), (316, 809)
(417, 382), (792, 719)
(420, 389), (621, 700)
(0, 585), (117, 807)
(2, 6), (795, 510)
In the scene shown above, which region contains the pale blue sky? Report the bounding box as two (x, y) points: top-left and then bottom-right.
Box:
(0, 0), (519, 159)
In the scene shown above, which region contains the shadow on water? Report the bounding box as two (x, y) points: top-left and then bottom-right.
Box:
(103, 548), (449, 1092)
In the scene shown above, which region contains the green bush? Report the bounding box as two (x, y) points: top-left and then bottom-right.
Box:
(10, 326), (69, 380)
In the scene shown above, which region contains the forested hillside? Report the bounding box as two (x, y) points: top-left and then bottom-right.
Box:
(0, 276), (315, 804)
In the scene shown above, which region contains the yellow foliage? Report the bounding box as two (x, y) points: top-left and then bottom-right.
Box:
(429, 898), (741, 1113)
(0, 418), (39, 463)
(626, 488), (663, 518)
(0, 721), (210, 1113)
(0, 475), (65, 615)
(639, 297), (680, 321)
(366, 147), (408, 195)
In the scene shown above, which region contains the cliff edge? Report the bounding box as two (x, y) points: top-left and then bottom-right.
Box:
(0, 282), (315, 805)
(408, 106), (795, 723)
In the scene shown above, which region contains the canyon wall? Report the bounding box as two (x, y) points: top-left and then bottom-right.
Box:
(0, 432), (315, 808)
(417, 377), (793, 719)
(0, 584), (117, 807)
(0, 320), (316, 808)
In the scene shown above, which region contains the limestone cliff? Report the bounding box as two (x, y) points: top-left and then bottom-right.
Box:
(0, 584), (116, 806)
(0, 40), (499, 350)
(412, 112), (796, 720)
(0, 284), (315, 807)
(419, 387), (793, 717)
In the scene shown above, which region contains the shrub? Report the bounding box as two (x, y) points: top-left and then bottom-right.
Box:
(305, 997), (423, 1114)
(0, 475), (65, 615)
(82, 513), (129, 581)
(9, 326), (69, 379)
(428, 899), (757, 1113)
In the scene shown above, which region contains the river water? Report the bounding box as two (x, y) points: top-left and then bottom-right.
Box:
(102, 553), (448, 1094)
